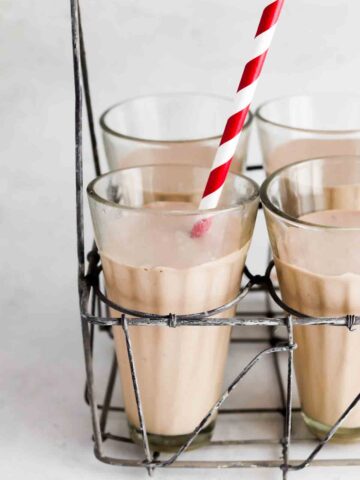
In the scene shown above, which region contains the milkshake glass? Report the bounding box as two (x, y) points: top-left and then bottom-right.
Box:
(261, 156), (360, 441)
(87, 164), (259, 451)
(100, 93), (252, 173)
(256, 94), (360, 175)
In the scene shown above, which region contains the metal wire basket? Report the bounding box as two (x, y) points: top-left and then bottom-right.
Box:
(70, 1), (360, 477)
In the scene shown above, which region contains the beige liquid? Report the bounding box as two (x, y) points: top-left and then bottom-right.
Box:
(275, 209), (360, 435)
(266, 138), (360, 174)
(105, 143), (246, 174)
(100, 202), (250, 440)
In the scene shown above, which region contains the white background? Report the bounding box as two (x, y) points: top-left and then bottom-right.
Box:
(1, 0), (360, 479)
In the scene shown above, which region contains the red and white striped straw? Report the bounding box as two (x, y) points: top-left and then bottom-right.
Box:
(197, 0), (284, 213)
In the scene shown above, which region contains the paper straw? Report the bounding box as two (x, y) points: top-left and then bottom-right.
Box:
(191, 0), (284, 238)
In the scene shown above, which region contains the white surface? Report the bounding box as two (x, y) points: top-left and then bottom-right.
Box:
(1, 0), (360, 479)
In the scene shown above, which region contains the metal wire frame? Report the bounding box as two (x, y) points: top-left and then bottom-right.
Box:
(70, 0), (360, 477)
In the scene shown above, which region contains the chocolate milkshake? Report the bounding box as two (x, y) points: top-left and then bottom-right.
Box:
(262, 156), (360, 441)
(267, 138), (360, 175)
(100, 94), (252, 175)
(275, 210), (360, 438)
(256, 94), (360, 175)
(104, 144), (246, 175)
(88, 165), (259, 451)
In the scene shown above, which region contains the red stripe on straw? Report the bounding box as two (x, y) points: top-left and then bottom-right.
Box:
(238, 52), (268, 91)
(191, 0), (285, 238)
(202, 160), (232, 198)
(256, 0), (284, 37)
(219, 106), (250, 145)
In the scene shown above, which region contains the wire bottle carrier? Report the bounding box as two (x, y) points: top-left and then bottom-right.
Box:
(70, 1), (360, 477)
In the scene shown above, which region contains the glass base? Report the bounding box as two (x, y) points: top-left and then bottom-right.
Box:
(302, 412), (360, 443)
(129, 421), (215, 452)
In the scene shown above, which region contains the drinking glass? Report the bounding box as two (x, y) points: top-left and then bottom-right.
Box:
(100, 93), (252, 173)
(87, 164), (259, 451)
(256, 94), (360, 174)
(261, 156), (360, 441)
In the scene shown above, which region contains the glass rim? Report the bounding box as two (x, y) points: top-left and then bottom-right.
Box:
(260, 155), (360, 231)
(99, 92), (253, 143)
(255, 93), (360, 134)
(87, 163), (259, 216)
